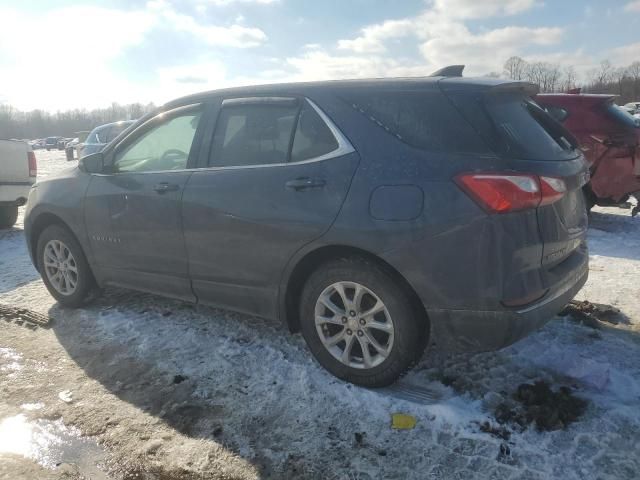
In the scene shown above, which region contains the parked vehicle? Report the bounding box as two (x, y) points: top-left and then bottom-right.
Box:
(30, 139), (45, 150)
(79, 121), (135, 159)
(44, 136), (62, 151)
(65, 131), (89, 161)
(57, 138), (71, 150)
(24, 70), (589, 386)
(623, 102), (640, 115)
(536, 92), (640, 215)
(0, 140), (37, 228)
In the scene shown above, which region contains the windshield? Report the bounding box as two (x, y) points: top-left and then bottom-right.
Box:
(608, 104), (640, 129)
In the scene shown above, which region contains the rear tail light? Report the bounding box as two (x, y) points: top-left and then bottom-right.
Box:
(455, 173), (566, 213)
(28, 151), (37, 177)
(539, 176), (566, 206)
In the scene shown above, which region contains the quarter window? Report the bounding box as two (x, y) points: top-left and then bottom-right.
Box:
(343, 91), (490, 154)
(114, 109), (202, 173)
(291, 102), (339, 162)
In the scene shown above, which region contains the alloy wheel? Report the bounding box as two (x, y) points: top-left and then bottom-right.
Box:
(314, 281), (394, 369)
(43, 239), (78, 296)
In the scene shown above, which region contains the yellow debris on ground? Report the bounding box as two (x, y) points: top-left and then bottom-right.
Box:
(391, 413), (417, 430)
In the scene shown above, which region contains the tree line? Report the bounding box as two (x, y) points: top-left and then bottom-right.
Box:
(3, 57), (640, 140)
(0, 102), (156, 140)
(502, 56), (640, 102)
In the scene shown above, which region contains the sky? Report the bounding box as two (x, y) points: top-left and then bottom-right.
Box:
(0, 0), (639, 112)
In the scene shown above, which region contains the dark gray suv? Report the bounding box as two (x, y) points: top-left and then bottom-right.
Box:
(24, 72), (589, 386)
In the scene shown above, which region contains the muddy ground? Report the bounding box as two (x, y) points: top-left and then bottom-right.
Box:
(1, 150), (639, 479)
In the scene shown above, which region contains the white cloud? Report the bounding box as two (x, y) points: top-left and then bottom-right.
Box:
(432, 0), (541, 18)
(608, 42), (640, 65)
(0, 2), (267, 110)
(204, 0), (278, 5)
(337, 19), (414, 53)
(624, 1), (640, 12)
(419, 25), (563, 74)
(155, 61), (228, 101)
(148, 0), (267, 47)
(327, 0), (562, 78)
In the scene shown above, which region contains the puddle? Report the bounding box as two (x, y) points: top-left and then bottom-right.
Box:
(0, 414), (111, 479)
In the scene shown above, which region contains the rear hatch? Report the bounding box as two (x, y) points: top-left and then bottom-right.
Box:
(440, 80), (589, 272)
(0, 140), (31, 183)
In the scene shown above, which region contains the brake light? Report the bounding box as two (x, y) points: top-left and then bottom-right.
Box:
(455, 173), (566, 213)
(28, 151), (37, 177)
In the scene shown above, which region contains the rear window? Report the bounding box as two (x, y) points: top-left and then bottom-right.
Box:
(449, 92), (579, 161)
(342, 91), (490, 154)
(106, 122), (133, 142)
(86, 126), (110, 144)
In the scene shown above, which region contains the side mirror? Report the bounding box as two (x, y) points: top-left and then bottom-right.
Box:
(78, 152), (104, 174)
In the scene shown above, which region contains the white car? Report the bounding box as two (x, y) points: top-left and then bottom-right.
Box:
(623, 102), (640, 115)
(0, 140), (37, 228)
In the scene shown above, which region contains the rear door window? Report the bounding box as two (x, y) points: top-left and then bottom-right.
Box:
(342, 91), (490, 154)
(210, 100), (298, 167)
(209, 98), (342, 167)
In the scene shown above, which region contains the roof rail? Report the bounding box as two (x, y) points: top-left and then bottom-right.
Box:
(429, 65), (465, 77)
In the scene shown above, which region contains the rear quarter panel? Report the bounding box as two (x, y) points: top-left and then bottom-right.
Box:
(296, 92), (545, 311)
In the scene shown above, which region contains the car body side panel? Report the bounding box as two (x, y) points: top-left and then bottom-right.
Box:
(181, 91), (360, 321)
(23, 167), (94, 269)
(278, 95), (547, 315)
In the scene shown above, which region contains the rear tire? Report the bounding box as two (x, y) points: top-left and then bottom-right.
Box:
(300, 257), (426, 387)
(0, 206), (18, 229)
(37, 224), (95, 307)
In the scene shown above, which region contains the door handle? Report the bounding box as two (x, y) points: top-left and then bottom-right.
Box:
(285, 177), (326, 191)
(153, 182), (180, 194)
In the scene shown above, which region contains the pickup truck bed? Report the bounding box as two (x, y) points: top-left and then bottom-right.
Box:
(1, 140), (36, 228)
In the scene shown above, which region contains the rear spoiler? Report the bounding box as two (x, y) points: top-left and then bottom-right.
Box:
(429, 65), (465, 77)
(431, 65), (538, 95)
(487, 81), (539, 96)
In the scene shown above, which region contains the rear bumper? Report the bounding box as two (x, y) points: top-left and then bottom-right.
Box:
(427, 259), (588, 352)
(0, 183), (32, 206)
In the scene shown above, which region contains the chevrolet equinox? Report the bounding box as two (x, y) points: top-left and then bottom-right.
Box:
(25, 69), (589, 386)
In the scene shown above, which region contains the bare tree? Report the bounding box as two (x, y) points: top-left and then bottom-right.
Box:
(627, 61), (640, 99)
(504, 56), (528, 80)
(523, 62), (561, 92)
(561, 66), (577, 92)
(588, 60), (614, 91)
(611, 67), (628, 96)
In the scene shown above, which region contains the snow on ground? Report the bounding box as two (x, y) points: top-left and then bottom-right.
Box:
(0, 150), (639, 479)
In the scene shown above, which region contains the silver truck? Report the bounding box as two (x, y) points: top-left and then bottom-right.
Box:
(0, 140), (36, 228)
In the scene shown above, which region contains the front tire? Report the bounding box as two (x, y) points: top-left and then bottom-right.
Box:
(300, 257), (426, 387)
(37, 224), (95, 307)
(0, 206), (18, 229)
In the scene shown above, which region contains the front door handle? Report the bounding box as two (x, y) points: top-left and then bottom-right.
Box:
(153, 182), (180, 194)
(285, 177), (326, 191)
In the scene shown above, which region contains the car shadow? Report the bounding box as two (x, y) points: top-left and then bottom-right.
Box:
(48, 288), (343, 479)
(46, 285), (640, 479)
(587, 211), (640, 261)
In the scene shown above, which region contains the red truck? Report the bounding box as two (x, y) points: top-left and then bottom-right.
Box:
(536, 91), (640, 216)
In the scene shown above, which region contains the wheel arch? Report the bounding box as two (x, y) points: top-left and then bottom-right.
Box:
(281, 244), (429, 339)
(29, 213), (88, 272)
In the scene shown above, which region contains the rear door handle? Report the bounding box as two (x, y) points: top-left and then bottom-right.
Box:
(285, 177), (326, 191)
(153, 182), (180, 194)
